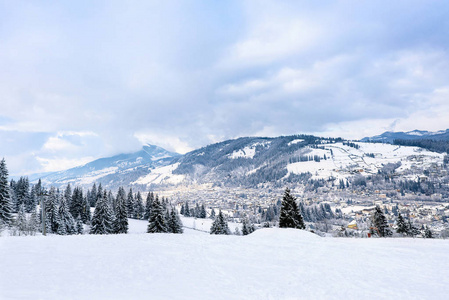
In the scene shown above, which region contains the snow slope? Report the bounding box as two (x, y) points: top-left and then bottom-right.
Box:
(287, 142), (444, 180)
(1, 220), (449, 300)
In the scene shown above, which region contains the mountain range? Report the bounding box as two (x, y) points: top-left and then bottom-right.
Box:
(29, 131), (446, 191)
(361, 129), (449, 143)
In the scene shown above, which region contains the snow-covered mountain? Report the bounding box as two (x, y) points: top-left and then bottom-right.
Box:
(133, 136), (444, 190)
(361, 129), (449, 143)
(31, 144), (180, 188)
(32, 135), (445, 191)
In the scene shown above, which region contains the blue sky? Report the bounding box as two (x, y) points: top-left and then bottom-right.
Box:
(1, 0), (449, 175)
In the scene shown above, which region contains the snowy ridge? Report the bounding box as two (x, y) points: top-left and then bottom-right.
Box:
(286, 142), (444, 181)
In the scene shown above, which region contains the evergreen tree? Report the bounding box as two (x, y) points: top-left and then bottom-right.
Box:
(64, 184), (72, 209)
(70, 186), (84, 220)
(127, 188), (134, 218)
(46, 187), (61, 233)
(29, 208), (40, 235)
(81, 195), (91, 224)
(424, 226), (433, 238)
(210, 210), (230, 235)
(180, 203), (185, 216)
(147, 197), (168, 233)
(76, 216), (84, 234)
(184, 201), (190, 217)
(58, 196), (76, 235)
(200, 204), (207, 218)
(279, 188), (305, 229)
(373, 206), (392, 237)
(167, 208), (183, 233)
(90, 191), (114, 234)
(15, 177), (32, 212)
(16, 203), (28, 235)
(194, 203), (200, 218)
(89, 183), (97, 207)
(134, 192), (144, 219)
(113, 187), (128, 234)
(396, 213), (408, 235)
(144, 191), (153, 220)
(241, 217), (255, 235)
(0, 158), (14, 226)
(407, 219), (420, 237)
(210, 208), (215, 219)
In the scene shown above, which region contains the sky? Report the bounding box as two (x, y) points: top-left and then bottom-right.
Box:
(1, 0), (449, 175)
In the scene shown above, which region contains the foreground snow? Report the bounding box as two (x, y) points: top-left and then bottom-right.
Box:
(1, 220), (449, 299)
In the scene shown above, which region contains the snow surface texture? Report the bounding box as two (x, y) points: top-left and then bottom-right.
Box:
(287, 142), (444, 180)
(1, 219), (449, 300)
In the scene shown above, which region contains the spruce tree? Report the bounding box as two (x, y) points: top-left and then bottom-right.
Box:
(279, 188), (305, 229)
(396, 213), (408, 235)
(147, 197), (168, 233)
(144, 191), (153, 220)
(89, 183), (97, 207)
(373, 206), (392, 237)
(113, 187), (128, 234)
(58, 196), (76, 235)
(46, 187), (61, 233)
(90, 191), (114, 234)
(0, 158), (14, 226)
(167, 208), (183, 233)
(184, 201), (190, 217)
(29, 208), (40, 235)
(241, 217), (255, 235)
(199, 204), (207, 219)
(81, 195), (91, 224)
(70, 186), (84, 220)
(76, 216), (84, 234)
(16, 203), (28, 235)
(210, 210), (230, 235)
(407, 219), (420, 237)
(194, 203), (200, 218)
(134, 192), (144, 219)
(424, 226), (433, 238)
(64, 184), (72, 209)
(210, 208), (215, 219)
(127, 188), (134, 218)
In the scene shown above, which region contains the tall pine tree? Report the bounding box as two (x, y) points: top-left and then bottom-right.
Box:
(396, 213), (408, 235)
(90, 191), (114, 234)
(113, 187), (128, 234)
(57, 196), (76, 235)
(144, 192), (154, 220)
(373, 206), (392, 237)
(279, 188), (305, 229)
(147, 196), (168, 233)
(0, 158), (14, 226)
(210, 210), (230, 235)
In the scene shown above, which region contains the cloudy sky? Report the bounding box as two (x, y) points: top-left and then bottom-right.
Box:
(1, 1), (449, 175)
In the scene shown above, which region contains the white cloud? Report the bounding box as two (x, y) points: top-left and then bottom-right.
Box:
(134, 131), (194, 154)
(1, 1), (449, 174)
(35, 156), (95, 173)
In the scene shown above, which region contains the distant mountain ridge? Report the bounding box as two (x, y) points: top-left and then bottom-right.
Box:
(31, 144), (181, 187)
(361, 129), (449, 143)
(28, 132), (446, 191)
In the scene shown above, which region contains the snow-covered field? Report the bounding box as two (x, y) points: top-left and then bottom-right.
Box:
(287, 142), (445, 180)
(1, 219), (449, 300)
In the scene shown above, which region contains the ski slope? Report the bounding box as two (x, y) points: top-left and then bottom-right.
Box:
(1, 219), (449, 300)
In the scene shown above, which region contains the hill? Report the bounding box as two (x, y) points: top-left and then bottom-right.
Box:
(32, 144), (180, 188)
(29, 134), (446, 191)
(361, 129), (449, 143)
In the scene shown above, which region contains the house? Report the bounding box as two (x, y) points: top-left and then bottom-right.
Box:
(347, 220), (358, 230)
